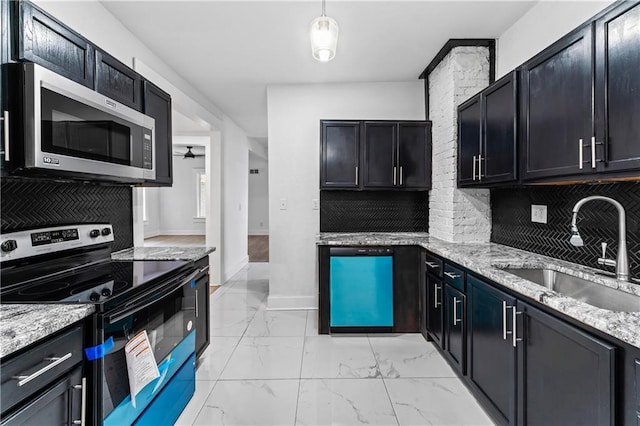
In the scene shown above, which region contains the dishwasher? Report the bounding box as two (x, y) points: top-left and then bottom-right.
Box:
(329, 247), (394, 331)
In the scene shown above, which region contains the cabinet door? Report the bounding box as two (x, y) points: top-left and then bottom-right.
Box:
(392, 246), (420, 333)
(15, 1), (94, 88)
(2, 366), (83, 425)
(521, 24), (594, 181)
(195, 272), (210, 358)
(143, 81), (173, 186)
(398, 122), (431, 189)
(363, 121), (396, 188)
(320, 121), (360, 189)
(467, 275), (516, 425)
(425, 273), (444, 349)
(516, 301), (615, 426)
(457, 96), (482, 187)
(95, 50), (143, 111)
(482, 71), (518, 184)
(595, 2), (640, 174)
(444, 284), (466, 374)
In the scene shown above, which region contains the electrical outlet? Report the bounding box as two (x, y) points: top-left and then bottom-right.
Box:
(279, 199), (287, 210)
(312, 199), (319, 210)
(531, 204), (548, 224)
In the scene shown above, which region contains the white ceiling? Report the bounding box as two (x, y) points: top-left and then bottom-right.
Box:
(101, 1), (537, 139)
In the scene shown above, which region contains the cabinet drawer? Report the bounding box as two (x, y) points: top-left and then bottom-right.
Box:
(444, 264), (464, 292)
(424, 253), (443, 277)
(1, 325), (83, 414)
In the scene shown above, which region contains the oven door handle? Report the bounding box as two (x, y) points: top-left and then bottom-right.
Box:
(107, 269), (199, 324)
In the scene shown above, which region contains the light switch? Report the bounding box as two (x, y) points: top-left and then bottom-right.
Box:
(531, 204), (547, 224)
(279, 199), (287, 210)
(312, 199), (319, 210)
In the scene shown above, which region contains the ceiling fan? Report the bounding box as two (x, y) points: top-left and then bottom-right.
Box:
(173, 146), (205, 159)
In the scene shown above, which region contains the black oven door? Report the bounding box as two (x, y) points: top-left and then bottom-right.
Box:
(99, 270), (197, 425)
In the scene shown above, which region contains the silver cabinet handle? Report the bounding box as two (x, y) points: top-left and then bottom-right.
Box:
(195, 289), (199, 318)
(453, 297), (462, 325)
(578, 138), (584, 169)
(434, 285), (441, 308)
(72, 377), (86, 425)
(355, 166), (358, 185)
(591, 136), (597, 169)
(472, 155), (477, 180)
(12, 352), (73, 387)
(425, 261), (439, 269)
(502, 301), (507, 340)
(478, 154), (483, 180)
(512, 308), (523, 348)
(399, 166), (403, 185)
(393, 166), (397, 185)
(444, 271), (461, 279)
(1, 110), (8, 161)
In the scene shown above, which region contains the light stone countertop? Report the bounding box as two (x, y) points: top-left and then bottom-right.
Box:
(0, 304), (94, 359)
(318, 232), (640, 349)
(111, 246), (216, 261)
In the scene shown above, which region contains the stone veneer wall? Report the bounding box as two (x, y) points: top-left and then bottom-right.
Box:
(428, 46), (492, 242)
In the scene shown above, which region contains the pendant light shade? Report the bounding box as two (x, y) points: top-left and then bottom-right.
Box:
(310, 1), (338, 62)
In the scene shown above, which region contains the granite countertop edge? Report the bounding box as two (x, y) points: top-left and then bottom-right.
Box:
(0, 304), (95, 359)
(111, 246), (216, 261)
(317, 232), (640, 349)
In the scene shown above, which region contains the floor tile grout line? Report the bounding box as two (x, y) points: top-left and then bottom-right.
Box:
(293, 311), (310, 425)
(368, 333), (401, 426)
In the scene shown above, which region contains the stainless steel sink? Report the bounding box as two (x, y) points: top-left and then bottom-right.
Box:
(502, 268), (640, 312)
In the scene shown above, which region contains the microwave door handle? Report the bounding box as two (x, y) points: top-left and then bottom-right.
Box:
(107, 270), (199, 324)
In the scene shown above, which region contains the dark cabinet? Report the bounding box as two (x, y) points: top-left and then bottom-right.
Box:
(424, 252), (444, 347)
(594, 2), (640, 174)
(392, 246), (421, 333)
(458, 72), (518, 188)
(443, 284), (465, 374)
(95, 49), (143, 111)
(520, 24), (594, 181)
(14, 1), (94, 88)
(320, 121), (360, 189)
(467, 275), (516, 425)
(516, 300), (615, 426)
(363, 122), (396, 188)
(143, 81), (173, 186)
(194, 258), (211, 359)
(398, 122), (431, 188)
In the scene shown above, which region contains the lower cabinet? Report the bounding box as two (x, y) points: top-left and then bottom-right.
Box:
(425, 273), (444, 348)
(516, 300), (615, 426)
(443, 284), (466, 374)
(468, 275), (517, 424)
(194, 257), (211, 359)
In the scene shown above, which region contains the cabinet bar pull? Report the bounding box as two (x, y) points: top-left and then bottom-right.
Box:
(502, 301), (507, 340)
(512, 308), (523, 347)
(472, 155), (477, 180)
(478, 154), (483, 180)
(1, 110), (8, 161)
(578, 138), (584, 169)
(393, 166), (397, 185)
(72, 377), (86, 425)
(453, 297), (462, 325)
(12, 352), (73, 387)
(434, 285), (441, 308)
(355, 166), (358, 185)
(591, 136), (597, 169)
(425, 261), (439, 269)
(195, 289), (199, 318)
(444, 271), (461, 279)
(399, 166), (403, 185)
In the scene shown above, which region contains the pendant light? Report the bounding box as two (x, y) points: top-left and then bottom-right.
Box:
(310, 0), (339, 62)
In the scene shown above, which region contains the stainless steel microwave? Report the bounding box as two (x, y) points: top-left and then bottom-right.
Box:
(3, 63), (155, 182)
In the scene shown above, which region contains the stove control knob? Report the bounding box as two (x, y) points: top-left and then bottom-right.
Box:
(1, 240), (17, 252)
(89, 229), (101, 238)
(89, 292), (101, 302)
(101, 228), (112, 236)
(101, 288), (112, 297)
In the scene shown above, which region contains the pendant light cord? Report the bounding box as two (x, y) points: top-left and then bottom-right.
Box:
(321, 0), (326, 17)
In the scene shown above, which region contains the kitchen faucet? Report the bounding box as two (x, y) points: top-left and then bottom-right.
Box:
(570, 195), (629, 281)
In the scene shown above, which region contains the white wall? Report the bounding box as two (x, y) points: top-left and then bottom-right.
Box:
(249, 153), (269, 236)
(222, 117), (249, 281)
(267, 82), (425, 309)
(496, 1), (615, 77)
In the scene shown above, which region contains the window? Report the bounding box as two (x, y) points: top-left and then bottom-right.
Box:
(142, 188), (148, 222)
(195, 169), (206, 218)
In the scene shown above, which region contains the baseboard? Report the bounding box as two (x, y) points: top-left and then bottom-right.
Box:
(223, 256), (249, 282)
(144, 230), (161, 239)
(267, 294), (317, 310)
(156, 230), (206, 236)
(248, 230), (269, 236)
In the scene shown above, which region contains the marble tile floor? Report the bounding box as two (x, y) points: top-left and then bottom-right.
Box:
(176, 263), (495, 426)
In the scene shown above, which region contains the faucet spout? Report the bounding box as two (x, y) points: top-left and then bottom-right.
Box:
(570, 196), (629, 281)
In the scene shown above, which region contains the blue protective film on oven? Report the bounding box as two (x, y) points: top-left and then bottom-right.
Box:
(84, 336), (115, 361)
(190, 279), (196, 288)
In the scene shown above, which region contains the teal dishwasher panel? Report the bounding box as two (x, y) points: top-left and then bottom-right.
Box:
(330, 256), (394, 327)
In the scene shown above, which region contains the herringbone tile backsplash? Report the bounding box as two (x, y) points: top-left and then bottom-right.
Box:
(1, 178), (133, 251)
(491, 182), (640, 279)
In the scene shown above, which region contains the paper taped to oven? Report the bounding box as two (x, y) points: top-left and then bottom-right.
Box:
(125, 330), (160, 408)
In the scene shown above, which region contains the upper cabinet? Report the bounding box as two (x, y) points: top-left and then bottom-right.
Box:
(521, 1), (640, 182)
(144, 81), (173, 186)
(95, 49), (144, 112)
(321, 120), (432, 190)
(458, 71), (518, 188)
(14, 1), (94, 88)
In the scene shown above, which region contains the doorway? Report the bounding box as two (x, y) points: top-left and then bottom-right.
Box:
(248, 150), (269, 262)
